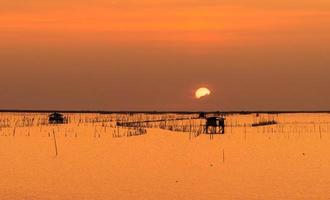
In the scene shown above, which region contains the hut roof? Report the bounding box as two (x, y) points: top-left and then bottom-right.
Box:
(206, 116), (225, 121)
(49, 112), (63, 117)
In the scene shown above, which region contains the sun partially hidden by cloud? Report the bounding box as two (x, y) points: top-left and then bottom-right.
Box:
(195, 87), (211, 99)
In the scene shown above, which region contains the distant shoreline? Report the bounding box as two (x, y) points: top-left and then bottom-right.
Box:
(0, 110), (329, 114)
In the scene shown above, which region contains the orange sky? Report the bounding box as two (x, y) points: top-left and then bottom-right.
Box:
(0, 0), (330, 111)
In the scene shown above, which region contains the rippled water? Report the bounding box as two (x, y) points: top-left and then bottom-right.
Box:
(0, 112), (329, 200)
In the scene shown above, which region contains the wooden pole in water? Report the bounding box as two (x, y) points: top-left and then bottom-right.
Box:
(52, 130), (58, 157)
(222, 149), (225, 164)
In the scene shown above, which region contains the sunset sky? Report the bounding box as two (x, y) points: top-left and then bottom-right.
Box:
(1, 0), (330, 111)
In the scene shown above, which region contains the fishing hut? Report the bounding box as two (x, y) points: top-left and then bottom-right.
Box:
(49, 112), (66, 124)
(205, 116), (225, 134)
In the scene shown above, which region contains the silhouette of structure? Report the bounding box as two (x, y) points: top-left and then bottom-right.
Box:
(199, 112), (206, 118)
(49, 112), (66, 124)
(205, 117), (225, 134)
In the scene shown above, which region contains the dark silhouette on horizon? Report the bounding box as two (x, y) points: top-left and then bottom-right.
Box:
(49, 112), (66, 124)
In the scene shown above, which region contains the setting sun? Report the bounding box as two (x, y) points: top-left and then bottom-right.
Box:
(195, 87), (211, 99)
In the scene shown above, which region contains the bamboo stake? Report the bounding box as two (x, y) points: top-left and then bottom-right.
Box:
(52, 130), (58, 157)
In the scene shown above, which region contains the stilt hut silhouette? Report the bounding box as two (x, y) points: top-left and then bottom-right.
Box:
(49, 112), (65, 124)
(205, 116), (225, 134)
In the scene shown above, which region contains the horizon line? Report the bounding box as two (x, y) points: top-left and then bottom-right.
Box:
(0, 109), (330, 114)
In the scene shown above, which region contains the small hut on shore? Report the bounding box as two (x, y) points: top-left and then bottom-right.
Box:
(49, 112), (65, 124)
